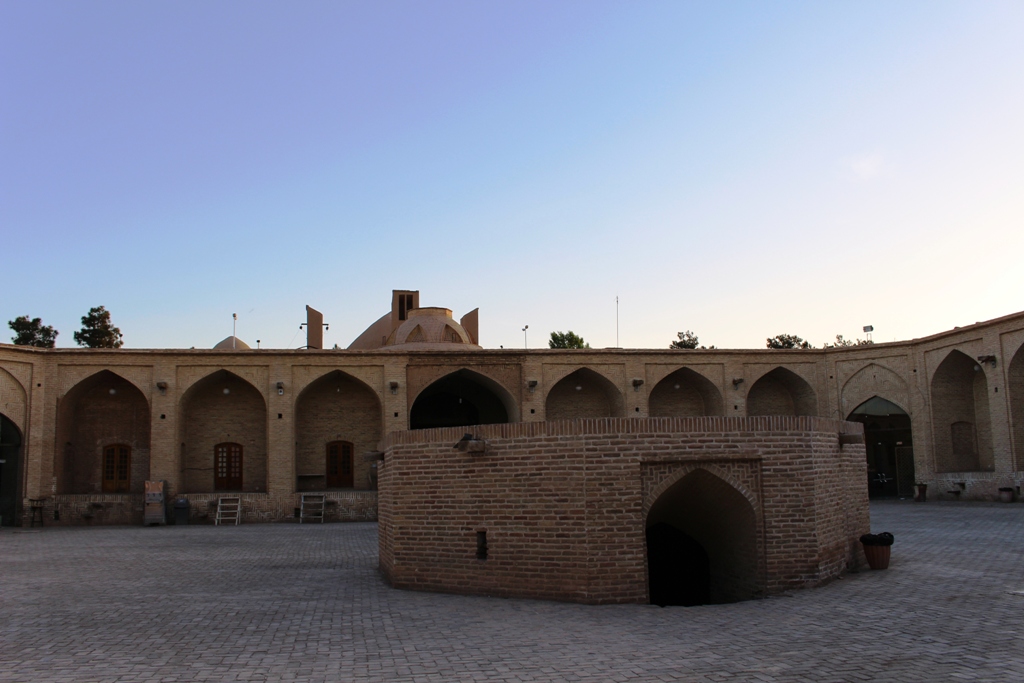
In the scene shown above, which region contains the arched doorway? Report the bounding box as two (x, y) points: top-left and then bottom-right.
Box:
(649, 368), (725, 417)
(646, 469), (760, 606)
(0, 413), (22, 526)
(295, 370), (382, 491)
(55, 371), (151, 494)
(1008, 343), (1024, 471)
(545, 368), (624, 421)
(847, 397), (913, 498)
(747, 367), (817, 416)
(410, 369), (516, 430)
(930, 350), (993, 472)
(180, 370), (267, 493)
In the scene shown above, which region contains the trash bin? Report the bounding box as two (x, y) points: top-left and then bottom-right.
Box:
(173, 498), (190, 526)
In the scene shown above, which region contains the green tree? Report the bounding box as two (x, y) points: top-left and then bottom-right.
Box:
(767, 333), (813, 349)
(74, 306), (124, 348)
(8, 316), (58, 347)
(823, 334), (874, 348)
(549, 331), (590, 349)
(670, 330), (700, 349)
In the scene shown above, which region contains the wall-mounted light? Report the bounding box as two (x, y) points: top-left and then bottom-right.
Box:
(527, 380), (538, 392)
(732, 378), (744, 388)
(389, 381), (399, 395)
(632, 378), (644, 392)
(108, 388), (117, 395)
(276, 381), (285, 396)
(977, 355), (997, 368)
(223, 388), (230, 395)
(156, 381), (168, 393)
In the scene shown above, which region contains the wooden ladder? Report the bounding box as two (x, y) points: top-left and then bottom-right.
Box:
(300, 494), (326, 524)
(215, 496), (241, 525)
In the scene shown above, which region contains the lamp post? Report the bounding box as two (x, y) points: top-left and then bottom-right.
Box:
(522, 325), (529, 349)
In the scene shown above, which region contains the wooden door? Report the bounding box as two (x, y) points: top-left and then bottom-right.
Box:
(214, 443), (243, 491)
(102, 445), (131, 493)
(326, 441), (353, 488)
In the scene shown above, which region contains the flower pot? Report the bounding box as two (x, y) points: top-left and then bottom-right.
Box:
(998, 487), (1015, 503)
(863, 544), (891, 570)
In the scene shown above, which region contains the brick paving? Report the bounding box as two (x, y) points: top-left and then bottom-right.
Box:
(1, 501), (1022, 682)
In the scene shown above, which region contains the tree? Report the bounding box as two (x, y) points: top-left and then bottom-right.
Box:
(670, 330), (700, 349)
(823, 334), (874, 348)
(549, 331), (590, 349)
(8, 316), (58, 347)
(767, 333), (813, 349)
(74, 306), (124, 348)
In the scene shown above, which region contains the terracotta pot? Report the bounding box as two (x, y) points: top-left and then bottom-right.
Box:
(862, 544), (891, 570)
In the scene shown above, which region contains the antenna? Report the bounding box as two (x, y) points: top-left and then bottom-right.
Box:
(616, 296), (619, 348)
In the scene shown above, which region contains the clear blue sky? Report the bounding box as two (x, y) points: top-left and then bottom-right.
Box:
(3, 1), (1022, 350)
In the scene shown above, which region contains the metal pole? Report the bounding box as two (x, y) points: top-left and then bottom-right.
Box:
(523, 325), (529, 349)
(232, 313), (237, 349)
(616, 296), (619, 348)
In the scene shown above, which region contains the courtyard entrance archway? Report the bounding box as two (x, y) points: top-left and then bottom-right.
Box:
(847, 397), (913, 498)
(0, 413), (22, 526)
(410, 369), (516, 430)
(645, 469), (760, 606)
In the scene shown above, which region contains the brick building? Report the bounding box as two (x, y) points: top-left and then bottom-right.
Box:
(1, 291), (1022, 602)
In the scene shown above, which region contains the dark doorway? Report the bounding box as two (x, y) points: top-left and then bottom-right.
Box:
(410, 370), (512, 430)
(101, 445), (131, 493)
(0, 414), (22, 526)
(214, 443), (243, 491)
(646, 522), (710, 606)
(326, 441), (354, 488)
(646, 469), (760, 605)
(847, 397), (913, 498)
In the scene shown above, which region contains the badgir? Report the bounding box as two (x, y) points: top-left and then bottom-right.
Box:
(2, 290), (1022, 605)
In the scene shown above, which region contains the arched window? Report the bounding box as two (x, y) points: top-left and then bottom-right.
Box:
(326, 441), (354, 488)
(214, 443), (243, 491)
(102, 444), (131, 493)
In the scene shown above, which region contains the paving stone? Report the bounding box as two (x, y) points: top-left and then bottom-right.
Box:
(1, 501), (1022, 682)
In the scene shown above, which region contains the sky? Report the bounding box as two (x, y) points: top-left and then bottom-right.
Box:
(2, 1), (1023, 351)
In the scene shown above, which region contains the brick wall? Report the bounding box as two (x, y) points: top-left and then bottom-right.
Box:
(379, 416), (869, 604)
(931, 350), (993, 472)
(648, 368), (719, 416)
(545, 368), (624, 420)
(747, 368), (816, 416)
(57, 372), (151, 494)
(295, 371), (382, 491)
(180, 371), (267, 493)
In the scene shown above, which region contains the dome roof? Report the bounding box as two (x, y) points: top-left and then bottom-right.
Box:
(213, 336), (251, 350)
(387, 308), (478, 349)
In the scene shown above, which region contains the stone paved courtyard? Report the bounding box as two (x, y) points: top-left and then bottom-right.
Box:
(2, 501), (1022, 682)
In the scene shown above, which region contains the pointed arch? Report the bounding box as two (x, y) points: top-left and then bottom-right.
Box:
(0, 366), (28, 433)
(645, 467), (761, 605)
(179, 369), (267, 493)
(930, 349), (992, 473)
(649, 368), (725, 417)
(746, 367), (817, 417)
(1009, 341), (1024, 471)
(410, 368), (519, 430)
(545, 367), (625, 420)
(55, 370), (151, 494)
(840, 363), (909, 417)
(846, 396), (915, 498)
(295, 370), (383, 490)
